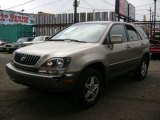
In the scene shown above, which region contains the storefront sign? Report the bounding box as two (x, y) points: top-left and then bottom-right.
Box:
(0, 11), (35, 25)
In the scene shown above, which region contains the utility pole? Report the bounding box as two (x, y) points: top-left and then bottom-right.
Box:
(74, 0), (78, 23)
(150, 7), (152, 38)
(153, 0), (157, 35)
(115, 0), (120, 21)
(150, 7), (152, 22)
(93, 9), (95, 21)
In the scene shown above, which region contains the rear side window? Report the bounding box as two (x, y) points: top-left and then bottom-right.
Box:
(27, 38), (33, 42)
(45, 37), (50, 41)
(125, 25), (141, 41)
(135, 25), (148, 39)
(109, 24), (128, 42)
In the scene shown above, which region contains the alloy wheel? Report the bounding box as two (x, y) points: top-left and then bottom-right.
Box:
(141, 61), (147, 77)
(84, 76), (99, 102)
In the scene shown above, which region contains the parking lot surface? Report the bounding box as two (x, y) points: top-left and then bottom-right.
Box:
(0, 53), (160, 120)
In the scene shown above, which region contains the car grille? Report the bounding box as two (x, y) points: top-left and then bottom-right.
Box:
(14, 52), (40, 65)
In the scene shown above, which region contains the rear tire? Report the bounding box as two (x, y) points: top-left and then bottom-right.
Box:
(135, 57), (149, 80)
(72, 68), (102, 107)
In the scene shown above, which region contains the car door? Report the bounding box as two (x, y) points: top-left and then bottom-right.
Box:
(124, 24), (144, 68)
(106, 24), (132, 77)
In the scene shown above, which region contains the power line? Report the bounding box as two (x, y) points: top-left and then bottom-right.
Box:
(25, 0), (63, 11)
(61, 9), (74, 14)
(136, 3), (154, 8)
(4, 0), (36, 10)
(54, 0), (70, 13)
(135, 9), (150, 11)
(102, 0), (114, 7)
(136, 13), (150, 15)
(92, 0), (103, 7)
(79, 6), (114, 11)
(79, 7), (94, 10)
(82, 0), (96, 9)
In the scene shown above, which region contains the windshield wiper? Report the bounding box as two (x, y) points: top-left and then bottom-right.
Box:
(48, 38), (86, 43)
(48, 39), (65, 41)
(64, 38), (86, 43)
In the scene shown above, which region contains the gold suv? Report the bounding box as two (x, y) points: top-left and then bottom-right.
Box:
(6, 21), (150, 107)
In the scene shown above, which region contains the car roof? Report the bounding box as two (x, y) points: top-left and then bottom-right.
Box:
(75, 21), (136, 27)
(35, 36), (50, 37)
(76, 21), (125, 24)
(18, 37), (33, 38)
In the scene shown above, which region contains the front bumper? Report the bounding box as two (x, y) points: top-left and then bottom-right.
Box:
(5, 63), (79, 91)
(5, 47), (18, 52)
(0, 46), (4, 51)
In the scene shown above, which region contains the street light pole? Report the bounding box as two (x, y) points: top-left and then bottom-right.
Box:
(153, 0), (157, 35)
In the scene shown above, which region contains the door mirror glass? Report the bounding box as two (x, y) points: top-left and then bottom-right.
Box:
(111, 35), (123, 44)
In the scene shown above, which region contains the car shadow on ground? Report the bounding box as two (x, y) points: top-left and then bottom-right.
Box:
(3, 73), (147, 120)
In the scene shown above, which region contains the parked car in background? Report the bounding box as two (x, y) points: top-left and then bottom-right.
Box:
(0, 39), (8, 51)
(4, 37), (34, 53)
(6, 21), (150, 107)
(150, 32), (160, 55)
(153, 32), (160, 40)
(20, 36), (51, 47)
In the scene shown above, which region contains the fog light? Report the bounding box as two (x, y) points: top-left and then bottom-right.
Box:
(39, 68), (46, 72)
(38, 68), (60, 75)
(48, 70), (58, 74)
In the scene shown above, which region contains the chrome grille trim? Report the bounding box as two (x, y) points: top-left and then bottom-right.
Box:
(14, 62), (38, 72)
(14, 52), (40, 65)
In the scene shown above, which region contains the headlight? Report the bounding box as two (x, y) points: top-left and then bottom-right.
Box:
(38, 57), (71, 75)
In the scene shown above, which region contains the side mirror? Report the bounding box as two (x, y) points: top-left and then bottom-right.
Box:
(111, 35), (123, 44)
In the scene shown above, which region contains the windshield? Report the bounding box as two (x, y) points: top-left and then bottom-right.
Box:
(17, 38), (27, 43)
(50, 23), (108, 43)
(32, 36), (44, 42)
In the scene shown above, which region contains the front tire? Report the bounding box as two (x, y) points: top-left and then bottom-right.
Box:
(73, 68), (102, 107)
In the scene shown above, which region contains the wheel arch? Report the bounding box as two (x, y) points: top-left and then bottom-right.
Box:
(79, 62), (107, 87)
(143, 52), (150, 66)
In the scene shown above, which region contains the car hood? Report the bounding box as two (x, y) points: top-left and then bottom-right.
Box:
(16, 41), (96, 57)
(23, 41), (42, 44)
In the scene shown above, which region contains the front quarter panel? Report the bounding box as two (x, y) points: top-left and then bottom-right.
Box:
(66, 44), (108, 73)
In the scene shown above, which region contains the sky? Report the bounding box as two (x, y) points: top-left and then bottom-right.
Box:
(0, 0), (160, 21)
